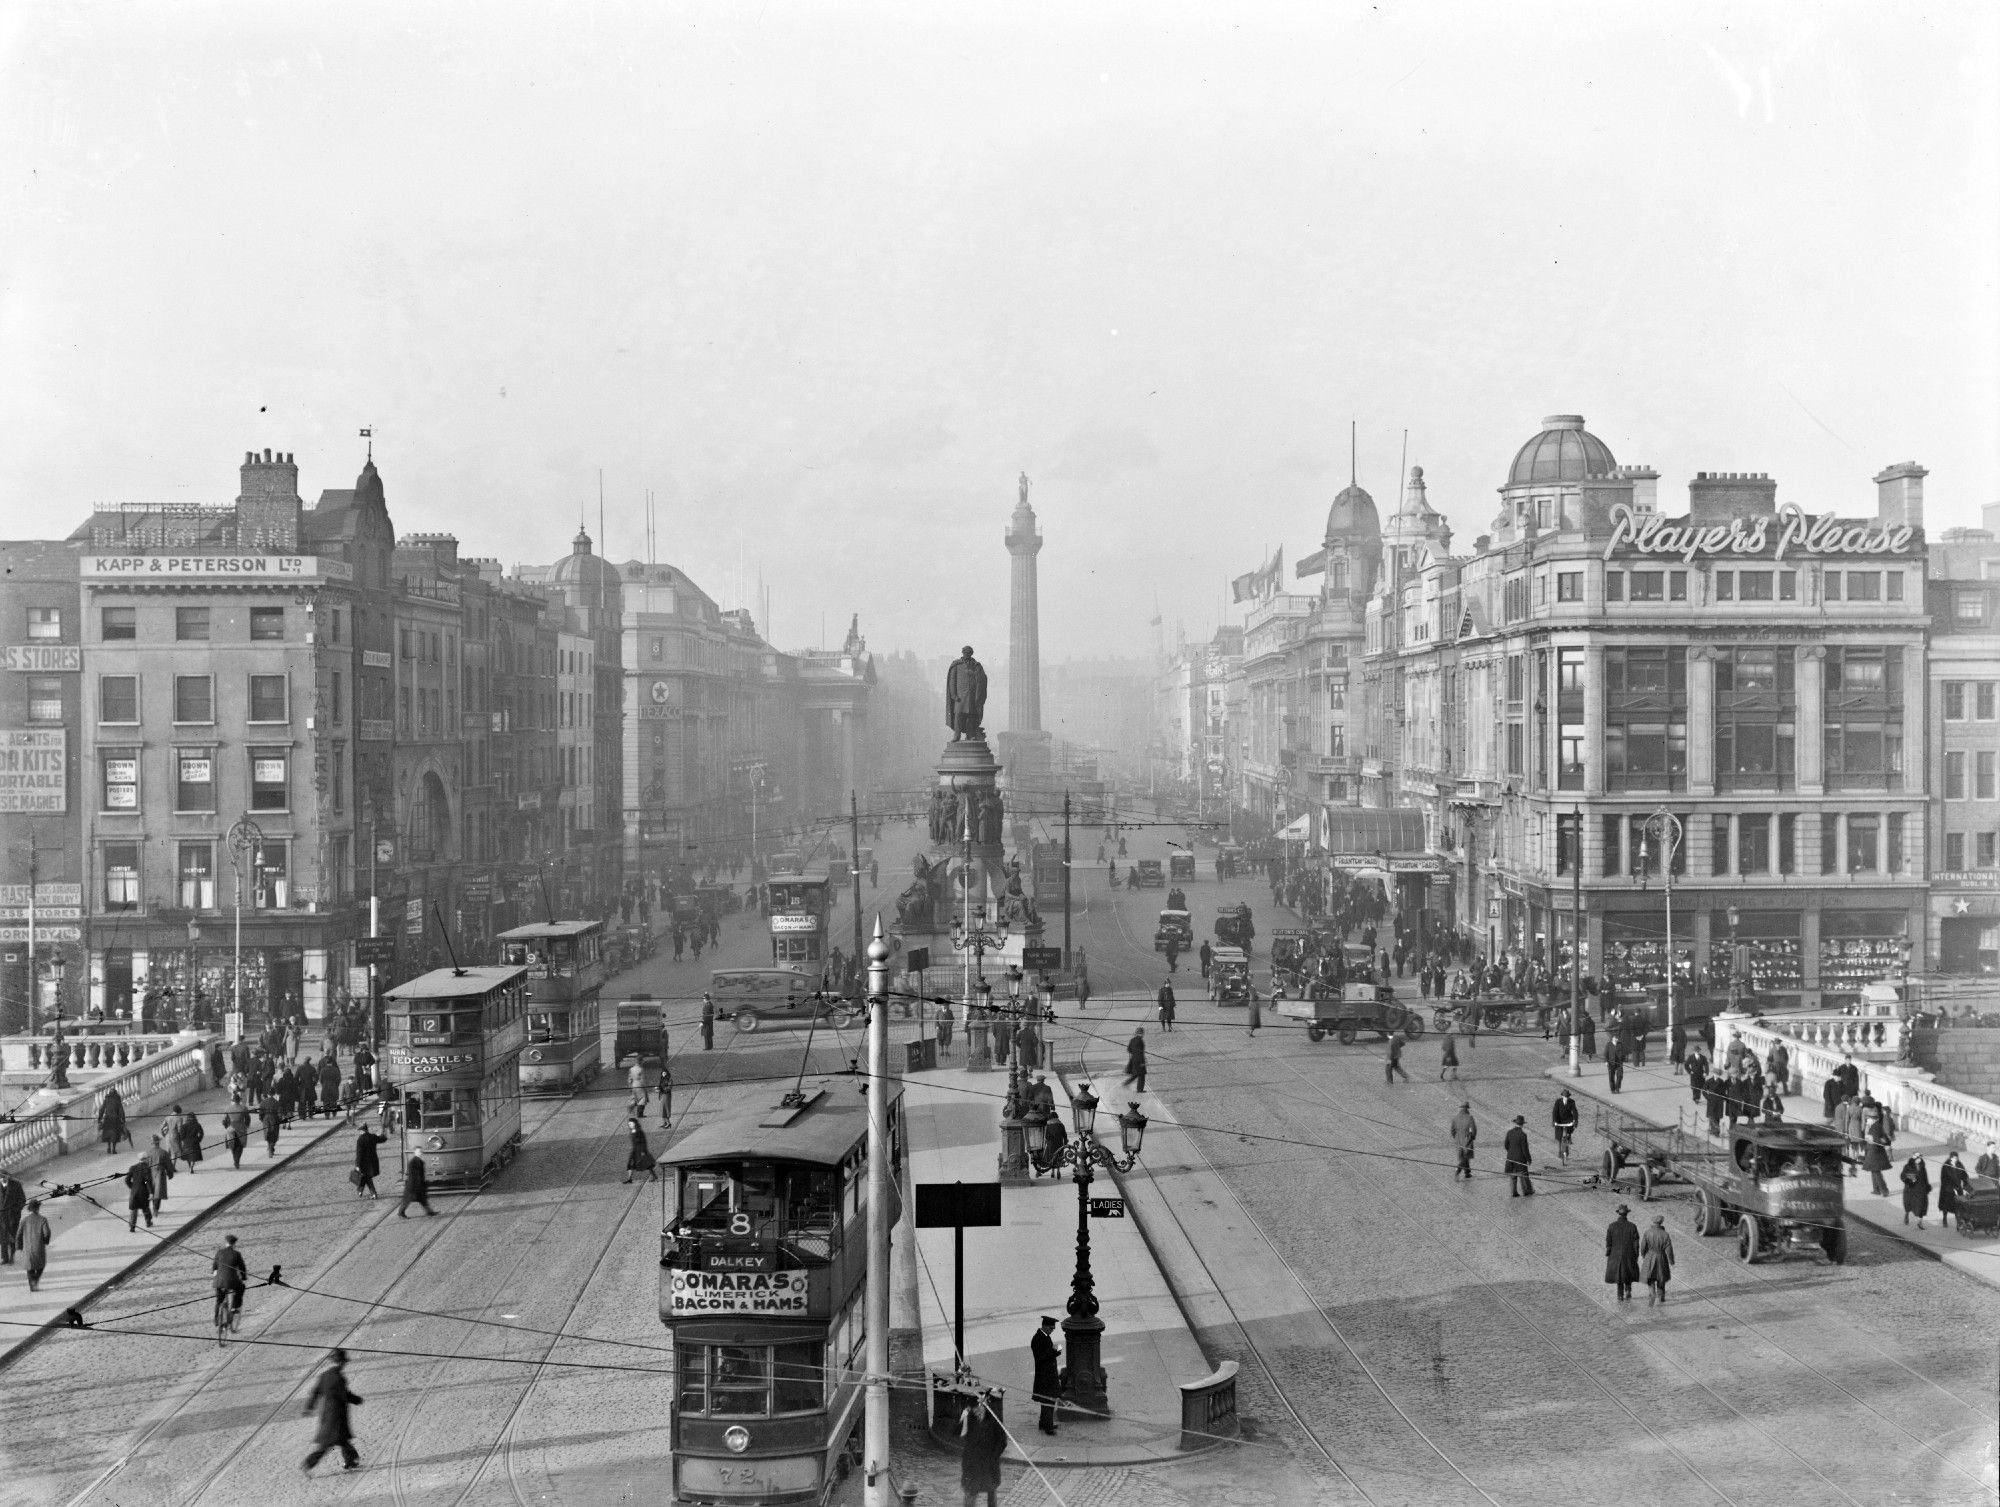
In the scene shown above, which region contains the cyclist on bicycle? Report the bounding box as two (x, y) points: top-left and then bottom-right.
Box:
(212, 1233), (249, 1319)
(1551, 1088), (1580, 1162)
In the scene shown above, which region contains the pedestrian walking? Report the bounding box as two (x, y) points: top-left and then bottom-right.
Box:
(1605, 1204), (1641, 1301)
(209, 1040), (227, 1089)
(20, 1199), (51, 1291)
(628, 1058), (650, 1114)
(301, 1349), (364, 1472)
(1164, 938), (1180, 975)
(319, 1055), (342, 1116)
(1605, 1036), (1625, 1094)
(125, 1154), (156, 1231)
(1579, 1010), (1595, 1060)
(170, 1105), (205, 1171)
(625, 1116), (659, 1183)
(1438, 1030), (1459, 1081)
(700, 993), (715, 1051)
(260, 1092), (284, 1157)
(1639, 1214), (1675, 1305)
(0, 1169), (24, 1265)
(1121, 1029), (1147, 1095)
(98, 1086), (129, 1156)
(1385, 1030), (1409, 1084)
(1503, 1115), (1534, 1197)
(298, 1057), (321, 1120)
(1198, 940), (1213, 980)
(1687, 1047), (1708, 1106)
(218, 1098), (249, 1171)
(1551, 1088), (1579, 1161)
(935, 1000), (955, 1056)
(353, 1044), (376, 1098)
(1668, 1018), (1687, 1074)
(145, 1135), (175, 1206)
(1156, 980), (1176, 1033)
(1246, 989), (1262, 1037)
(353, 1125), (388, 1198)
(1031, 1315), (1062, 1435)
(398, 1152), (436, 1217)
(1901, 1154), (1931, 1229)
(1449, 1101), (1477, 1180)
(1939, 1152), (1969, 1229)
(958, 1390), (1007, 1507)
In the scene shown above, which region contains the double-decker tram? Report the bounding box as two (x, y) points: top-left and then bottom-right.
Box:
(497, 920), (608, 1093)
(382, 965), (528, 1187)
(660, 1081), (905, 1505)
(766, 874), (832, 979)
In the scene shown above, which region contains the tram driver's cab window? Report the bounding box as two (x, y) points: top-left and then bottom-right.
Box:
(526, 1011), (568, 1043)
(677, 1342), (824, 1417)
(407, 1089), (457, 1129)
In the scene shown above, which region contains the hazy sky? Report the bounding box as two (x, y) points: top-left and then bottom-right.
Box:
(3, 2), (1994, 662)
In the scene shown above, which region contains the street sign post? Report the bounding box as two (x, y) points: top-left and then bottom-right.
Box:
(1021, 946), (1062, 971)
(354, 936), (396, 967)
(915, 1181), (1002, 1374)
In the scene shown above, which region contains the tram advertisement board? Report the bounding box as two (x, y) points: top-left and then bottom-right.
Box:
(667, 1268), (812, 1316)
(386, 1045), (478, 1075)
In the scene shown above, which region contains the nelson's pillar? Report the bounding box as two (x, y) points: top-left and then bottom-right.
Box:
(999, 473), (1052, 803)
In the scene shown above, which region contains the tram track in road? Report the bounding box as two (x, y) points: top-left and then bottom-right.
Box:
(58, 1074), (622, 1507)
(1243, 1042), (1996, 1504)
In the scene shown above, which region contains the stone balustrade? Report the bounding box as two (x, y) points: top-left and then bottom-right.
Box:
(0, 1034), (186, 1075)
(0, 1035), (213, 1174)
(1717, 1011), (2000, 1153)
(1755, 1011), (1906, 1060)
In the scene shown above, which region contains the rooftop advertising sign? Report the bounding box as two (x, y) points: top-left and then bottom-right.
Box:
(80, 555), (353, 581)
(1603, 503), (1915, 564)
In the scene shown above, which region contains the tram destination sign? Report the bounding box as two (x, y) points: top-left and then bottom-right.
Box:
(667, 1268), (811, 1316)
(385, 1045), (477, 1074)
(771, 914), (819, 933)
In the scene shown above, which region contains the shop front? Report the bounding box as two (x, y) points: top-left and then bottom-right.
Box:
(1704, 909), (1806, 1011)
(1934, 872), (2000, 977)
(1816, 907), (1910, 1008)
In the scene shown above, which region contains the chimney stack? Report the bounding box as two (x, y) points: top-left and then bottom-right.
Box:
(237, 447), (303, 549)
(1873, 462), (1926, 532)
(1687, 471), (1777, 524)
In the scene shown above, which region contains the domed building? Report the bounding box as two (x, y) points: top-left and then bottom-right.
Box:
(1320, 480), (1383, 599)
(1491, 414), (1655, 543)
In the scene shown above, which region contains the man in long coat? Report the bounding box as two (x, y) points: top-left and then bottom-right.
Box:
(1901, 1154), (1932, 1230)
(302, 1348), (364, 1471)
(1030, 1315), (1063, 1435)
(221, 1095), (252, 1169)
(125, 1154), (157, 1231)
(1449, 1102), (1477, 1180)
(1121, 1029), (1147, 1094)
(144, 1135), (175, 1206)
(259, 1091), (285, 1157)
(1503, 1115), (1534, 1197)
(168, 1105), (204, 1171)
(1639, 1214), (1675, 1305)
(297, 1058), (320, 1119)
(319, 1054), (343, 1115)
(1605, 1204), (1641, 1300)
(1155, 980), (1176, 1033)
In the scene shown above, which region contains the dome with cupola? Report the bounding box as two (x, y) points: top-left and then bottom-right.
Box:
(1506, 414), (1617, 488)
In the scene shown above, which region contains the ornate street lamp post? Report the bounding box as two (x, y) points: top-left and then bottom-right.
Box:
(951, 908), (1007, 1073)
(998, 964), (1029, 1179)
(1726, 904), (1742, 1013)
(228, 814), (265, 1043)
(1639, 809), (1683, 1052)
(1034, 1081), (1146, 1417)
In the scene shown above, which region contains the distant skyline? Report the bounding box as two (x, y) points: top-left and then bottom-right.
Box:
(3, 3), (1993, 662)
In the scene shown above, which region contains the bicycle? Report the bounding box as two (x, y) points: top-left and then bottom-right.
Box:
(213, 1285), (243, 1345)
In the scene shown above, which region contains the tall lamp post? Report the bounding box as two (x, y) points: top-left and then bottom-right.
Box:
(1036, 1081), (1146, 1418)
(1726, 904), (1742, 1012)
(228, 814), (265, 1044)
(998, 964), (1029, 1178)
(951, 907), (1008, 1074)
(1639, 809), (1683, 1053)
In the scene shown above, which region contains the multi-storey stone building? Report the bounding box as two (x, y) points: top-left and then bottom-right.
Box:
(0, 540), (85, 1030)
(1363, 415), (1935, 1008)
(1928, 502), (2000, 977)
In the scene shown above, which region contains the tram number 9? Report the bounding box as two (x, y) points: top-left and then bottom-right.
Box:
(728, 1212), (754, 1237)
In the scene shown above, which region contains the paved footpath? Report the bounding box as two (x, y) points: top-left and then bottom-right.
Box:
(0, 1077), (354, 1363)
(1547, 1051), (2000, 1290)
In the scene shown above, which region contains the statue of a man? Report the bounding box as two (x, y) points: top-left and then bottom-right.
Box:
(945, 646), (988, 741)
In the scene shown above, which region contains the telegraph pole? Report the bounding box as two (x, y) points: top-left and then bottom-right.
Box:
(1062, 790), (1073, 970)
(863, 918), (892, 1506)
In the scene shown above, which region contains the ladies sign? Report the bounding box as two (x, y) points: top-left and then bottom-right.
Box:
(1604, 503), (1914, 563)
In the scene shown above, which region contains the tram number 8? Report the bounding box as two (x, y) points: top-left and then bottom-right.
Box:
(728, 1212), (754, 1237)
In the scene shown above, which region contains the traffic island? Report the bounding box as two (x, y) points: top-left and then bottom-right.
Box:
(897, 1068), (1219, 1466)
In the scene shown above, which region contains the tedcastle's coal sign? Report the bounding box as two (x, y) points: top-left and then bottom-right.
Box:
(1604, 503), (1916, 564)
(667, 1269), (812, 1316)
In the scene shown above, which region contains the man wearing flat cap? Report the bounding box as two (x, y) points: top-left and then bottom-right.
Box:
(1030, 1315), (1062, 1434)
(1502, 1114), (1534, 1198)
(1605, 1204), (1641, 1302)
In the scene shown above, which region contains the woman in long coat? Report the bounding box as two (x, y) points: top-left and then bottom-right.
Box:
(297, 1057), (320, 1119)
(624, 1116), (657, 1184)
(1604, 1206), (1641, 1301)
(1639, 1214), (1675, 1305)
(1901, 1154), (1932, 1229)
(1938, 1152), (1969, 1229)
(171, 1106), (205, 1169)
(20, 1198), (52, 1292)
(319, 1054), (343, 1116)
(98, 1087), (129, 1156)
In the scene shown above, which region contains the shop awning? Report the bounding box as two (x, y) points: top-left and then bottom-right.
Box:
(1322, 808), (1426, 855)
